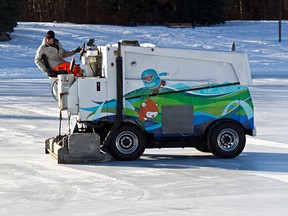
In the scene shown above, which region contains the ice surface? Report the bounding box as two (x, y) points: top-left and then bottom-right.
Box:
(0, 21), (288, 216)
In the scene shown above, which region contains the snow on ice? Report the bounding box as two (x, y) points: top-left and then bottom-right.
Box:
(0, 21), (288, 216)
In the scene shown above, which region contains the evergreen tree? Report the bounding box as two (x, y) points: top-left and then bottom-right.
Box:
(158, 0), (226, 25)
(197, 0), (226, 25)
(0, 0), (24, 41)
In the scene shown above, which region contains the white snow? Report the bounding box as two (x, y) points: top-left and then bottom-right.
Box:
(0, 21), (288, 215)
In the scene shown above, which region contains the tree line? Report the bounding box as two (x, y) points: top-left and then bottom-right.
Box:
(21, 0), (288, 25)
(1, 0), (288, 41)
(22, 0), (227, 26)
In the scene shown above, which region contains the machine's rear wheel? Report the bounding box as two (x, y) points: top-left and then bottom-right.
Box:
(108, 124), (146, 161)
(207, 121), (246, 158)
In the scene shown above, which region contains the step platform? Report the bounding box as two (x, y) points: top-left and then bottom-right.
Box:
(45, 133), (112, 163)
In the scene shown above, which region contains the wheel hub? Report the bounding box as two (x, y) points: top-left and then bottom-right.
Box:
(116, 131), (138, 154)
(217, 129), (239, 151)
(121, 137), (133, 148)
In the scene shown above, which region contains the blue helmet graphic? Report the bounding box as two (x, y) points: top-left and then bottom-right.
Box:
(141, 69), (167, 89)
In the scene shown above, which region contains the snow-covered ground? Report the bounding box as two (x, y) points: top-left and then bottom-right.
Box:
(0, 21), (288, 215)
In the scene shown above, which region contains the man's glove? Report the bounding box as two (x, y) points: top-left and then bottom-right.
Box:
(74, 47), (81, 53)
(45, 69), (54, 77)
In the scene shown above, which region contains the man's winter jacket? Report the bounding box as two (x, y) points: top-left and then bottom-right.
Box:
(34, 38), (75, 72)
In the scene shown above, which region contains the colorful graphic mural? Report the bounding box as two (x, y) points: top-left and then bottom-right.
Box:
(80, 69), (254, 137)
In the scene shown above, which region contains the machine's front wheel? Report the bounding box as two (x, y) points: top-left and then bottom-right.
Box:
(207, 121), (246, 158)
(108, 124), (146, 161)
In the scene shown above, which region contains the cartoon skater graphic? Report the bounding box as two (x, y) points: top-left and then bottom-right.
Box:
(138, 98), (159, 122)
(141, 69), (168, 94)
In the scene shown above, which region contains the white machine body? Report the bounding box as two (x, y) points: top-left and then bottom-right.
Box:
(62, 43), (251, 122)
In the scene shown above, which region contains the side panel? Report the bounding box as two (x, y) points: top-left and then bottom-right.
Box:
(123, 84), (254, 137)
(78, 78), (108, 121)
(122, 46), (251, 91)
(101, 46), (118, 100)
(79, 83), (255, 138)
(67, 79), (79, 115)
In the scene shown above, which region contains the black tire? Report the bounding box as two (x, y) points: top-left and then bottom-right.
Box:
(207, 121), (246, 158)
(195, 143), (210, 153)
(108, 124), (146, 161)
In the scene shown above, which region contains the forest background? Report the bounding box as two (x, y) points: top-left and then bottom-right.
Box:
(1, 0), (287, 40)
(4, 0), (288, 26)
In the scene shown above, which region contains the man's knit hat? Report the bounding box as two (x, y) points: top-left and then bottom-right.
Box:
(46, 30), (55, 39)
